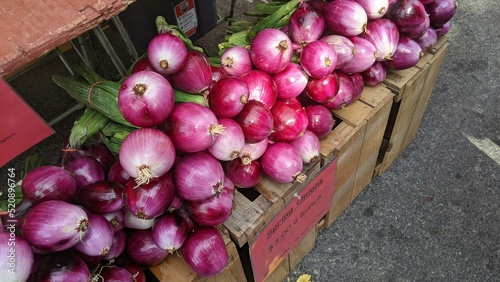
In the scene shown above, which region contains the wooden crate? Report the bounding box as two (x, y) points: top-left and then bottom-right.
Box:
(229, 160), (336, 282)
(148, 227), (246, 282)
(223, 161), (322, 248)
(375, 36), (449, 176)
(320, 84), (393, 228)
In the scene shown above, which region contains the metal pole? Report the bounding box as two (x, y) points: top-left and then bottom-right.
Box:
(48, 103), (85, 126)
(111, 16), (139, 61)
(92, 25), (128, 77)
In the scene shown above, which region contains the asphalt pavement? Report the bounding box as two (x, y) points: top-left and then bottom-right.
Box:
(1, 0), (499, 281)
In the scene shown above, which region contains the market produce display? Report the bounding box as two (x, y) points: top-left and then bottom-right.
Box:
(0, 0), (457, 280)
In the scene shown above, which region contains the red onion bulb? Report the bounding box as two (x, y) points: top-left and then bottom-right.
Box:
(21, 200), (89, 252)
(74, 213), (114, 257)
(118, 70), (175, 127)
(339, 36), (378, 74)
(152, 213), (191, 254)
(288, 3), (326, 45)
(126, 229), (168, 266)
(305, 104), (335, 139)
(171, 51), (213, 95)
(320, 35), (356, 69)
(233, 100), (274, 144)
(290, 130), (321, 164)
(165, 102), (226, 153)
(300, 40), (338, 78)
(355, 0), (389, 20)
(181, 226), (228, 277)
(322, 0), (368, 37)
(270, 99), (309, 142)
(119, 128), (176, 186)
(147, 33), (187, 75)
(208, 118), (246, 161)
(224, 158), (263, 188)
(208, 77), (249, 118)
(0, 233), (33, 282)
(261, 142), (307, 183)
(249, 28), (293, 74)
(363, 18), (400, 61)
(240, 70), (278, 110)
(220, 46), (252, 77)
(124, 172), (176, 220)
(272, 63), (309, 100)
(174, 152), (226, 201)
(75, 180), (124, 214)
(186, 188), (234, 226)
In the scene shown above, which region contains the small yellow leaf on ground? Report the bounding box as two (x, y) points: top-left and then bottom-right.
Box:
(296, 273), (312, 282)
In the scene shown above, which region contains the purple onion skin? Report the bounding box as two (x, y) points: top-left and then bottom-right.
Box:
(74, 213), (114, 257)
(290, 130), (321, 164)
(124, 172), (176, 220)
(118, 70), (175, 127)
(300, 40), (338, 78)
(305, 72), (340, 103)
(322, 0), (368, 37)
(172, 51), (213, 95)
(272, 63), (309, 100)
(186, 189), (234, 226)
(240, 70), (278, 111)
(208, 77), (250, 119)
(104, 229), (127, 260)
(122, 265), (147, 282)
(339, 37), (378, 74)
(174, 152), (225, 201)
(249, 28), (293, 74)
(288, 3), (326, 45)
(261, 142), (305, 184)
(320, 35), (356, 69)
(208, 118), (246, 161)
(108, 160), (131, 187)
(102, 208), (126, 232)
(233, 100), (274, 144)
(355, 0), (389, 20)
(148, 33), (187, 75)
(305, 105), (335, 140)
(65, 155), (105, 190)
(83, 143), (115, 174)
(21, 200), (89, 252)
(387, 0), (429, 38)
(363, 18), (400, 61)
(425, 0), (458, 28)
(181, 226), (229, 277)
(350, 73), (365, 100)
(152, 213), (191, 253)
(383, 36), (423, 70)
(126, 229), (168, 266)
(270, 99), (309, 143)
(361, 61), (387, 86)
(220, 46), (252, 77)
(224, 158), (263, 188)
(99, 266), (134, 282)
(37, 252), (90, 282)
(435, 21), (452, 37)
(21, 165), (76, 205)
(239, 138), (269, 165)
(165, 102), (223, 153)
(323, 72), (356, 110)
(75, 180), (124, 214)
(0, 233), (33, 282)
(416, 27), (438, 53)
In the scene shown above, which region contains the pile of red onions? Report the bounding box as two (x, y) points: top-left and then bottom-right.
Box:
(4, 1), (458, 280)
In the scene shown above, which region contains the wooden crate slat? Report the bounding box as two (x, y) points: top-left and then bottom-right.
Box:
(403, 42), (449, 149)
